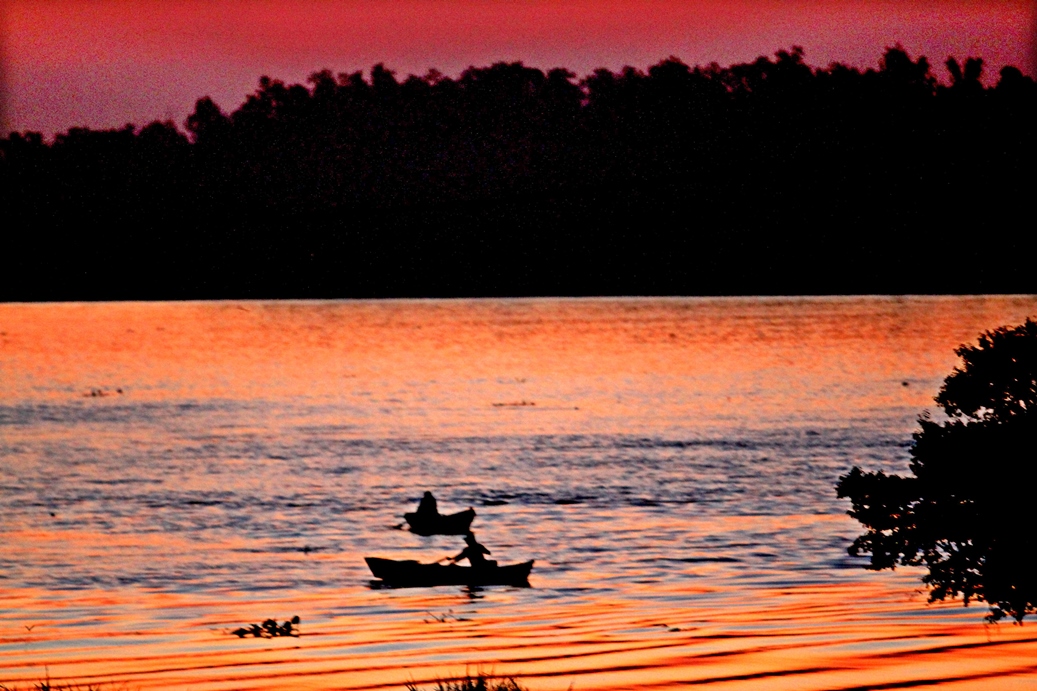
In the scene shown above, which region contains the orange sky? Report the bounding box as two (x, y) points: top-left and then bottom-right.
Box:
(2, 0), (1035, 137)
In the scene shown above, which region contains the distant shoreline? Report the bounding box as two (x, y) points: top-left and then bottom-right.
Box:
(4, 293), (1036, 306)
(3, 48), (1033, 302)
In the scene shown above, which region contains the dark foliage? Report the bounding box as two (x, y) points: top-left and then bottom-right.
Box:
(0, 675), (130, 691)
(2, 46), (1035, 300)
(231, 615), (301, 638)
(837, 319), (1037, 623)
(406, 674), (527, 691)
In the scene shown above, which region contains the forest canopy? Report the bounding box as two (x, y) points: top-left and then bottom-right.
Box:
(837, 319), (1037, 623)
(2, 47), (1035, 300)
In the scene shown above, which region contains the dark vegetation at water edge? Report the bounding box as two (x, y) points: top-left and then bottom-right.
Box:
(0, 672), (525, 691)
(2, 677), (528, 691)
(0, 678), (131, 691)
(406, 674), (528, 691)
(231, 615), (301, 638)
(2, 46), (1035, 301)
(838, 318), (1037, 623)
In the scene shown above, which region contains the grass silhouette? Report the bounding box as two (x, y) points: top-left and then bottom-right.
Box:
(1, 679), (131, 691)
(406, 673), (528, 691)
(1, 672), (524, 691)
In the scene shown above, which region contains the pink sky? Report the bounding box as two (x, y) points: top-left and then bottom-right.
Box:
(2, 0), (1035, 137)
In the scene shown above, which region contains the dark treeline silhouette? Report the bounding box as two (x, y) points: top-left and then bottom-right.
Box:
(2, 46), (1035, 300)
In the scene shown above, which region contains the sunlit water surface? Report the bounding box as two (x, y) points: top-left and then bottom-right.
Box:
(2, 297), (1036, 690)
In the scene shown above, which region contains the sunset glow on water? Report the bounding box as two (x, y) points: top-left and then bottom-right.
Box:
(2, 297), (1037, 689)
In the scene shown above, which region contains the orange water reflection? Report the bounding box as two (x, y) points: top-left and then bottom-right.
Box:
(2, 296), (1031, 430)
(2, 297), (1037, 690)
(3, 578), (1037, 690)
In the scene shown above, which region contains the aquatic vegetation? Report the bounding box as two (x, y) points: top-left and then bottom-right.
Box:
(424, 610), (470, 624)
(231, 616), (301, 638)
(838, 319), (1037, 623)
(406, 673), (528, 691)
(83, 388), (124, 398)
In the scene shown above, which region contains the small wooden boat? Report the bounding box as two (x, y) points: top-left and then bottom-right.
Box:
(403, 507), (476, 536)
(365, 557), (533, 587)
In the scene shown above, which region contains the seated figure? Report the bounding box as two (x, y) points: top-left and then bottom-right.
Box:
(416, 491), (439, 518)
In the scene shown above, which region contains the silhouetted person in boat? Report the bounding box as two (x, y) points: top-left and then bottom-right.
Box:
(416, 491), (439, 518)
(449, 532), (497, 569)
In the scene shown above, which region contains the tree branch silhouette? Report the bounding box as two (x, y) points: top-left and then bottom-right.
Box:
(838, 319), (1037, 623)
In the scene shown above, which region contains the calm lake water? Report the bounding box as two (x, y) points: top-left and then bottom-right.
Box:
(2, 296), (1036, 690)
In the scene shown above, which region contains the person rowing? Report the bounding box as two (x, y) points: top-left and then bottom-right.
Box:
(447, 532), (497, 569)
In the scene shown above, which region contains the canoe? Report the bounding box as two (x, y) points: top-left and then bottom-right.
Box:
(365, 557), (533, 587)
(403, 507), (476, 536)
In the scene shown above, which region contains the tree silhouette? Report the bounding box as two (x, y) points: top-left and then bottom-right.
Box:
(1, 47), (1035, 299)
(837, 319), (1037, 623)
(185, 96), (231, 146)
(945, 56), (984, 96)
